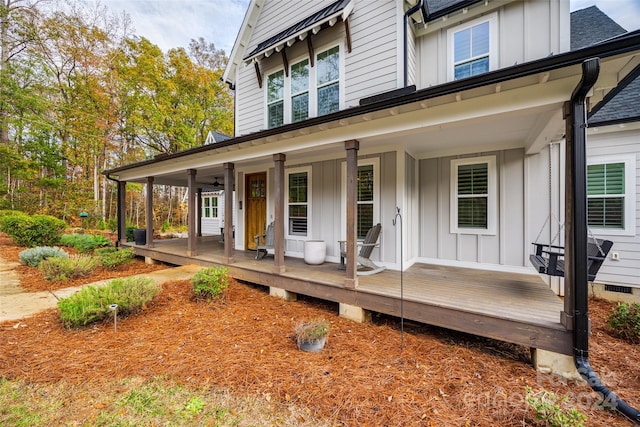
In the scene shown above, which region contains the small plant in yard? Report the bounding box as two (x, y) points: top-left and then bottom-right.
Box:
(607, 302), (640, 344)
(58, 276), (160, 328)
(59, 233), (112, 253)
(525, 386), (587, 427)
(39, 255), (99, 282)
(295, 319), (330, 345)
(95, 247), (135, 269)
(19, 246), (68, 267)
(191, 266), (229, 301)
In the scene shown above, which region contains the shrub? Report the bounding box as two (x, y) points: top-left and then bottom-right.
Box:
(525, 386), (587, 427)
(607, 303), (640, 344)
(126, 226), (136, 242)
(0, 214), (66, 247)
(39, 255), (99, 282)
(18, 246), (68, 267)
(58, 276), (160, 328)
(0, 209), (28, 218)
(95, 247), (135, 269)
(59, 233), (112, 253)
(191, 266), (229, 301)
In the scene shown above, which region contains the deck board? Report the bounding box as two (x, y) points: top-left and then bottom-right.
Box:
(125, 236), (571, 354)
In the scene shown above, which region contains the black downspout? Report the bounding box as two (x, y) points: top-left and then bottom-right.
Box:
(569, 58), (640, 423)
(404, 0), (423, 87)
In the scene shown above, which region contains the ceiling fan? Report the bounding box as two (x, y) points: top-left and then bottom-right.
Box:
(212, 177), (223, 188)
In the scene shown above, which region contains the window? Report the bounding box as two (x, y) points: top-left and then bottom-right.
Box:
(340, 158), (379, 241)
(448, 14), (497, 81)
(291, 59), (309, 122)
(201, 195), (219, 219)
(286, 167), (311, 237)
(267, 70), (284, 128)
(587, 155), (636, 236)
(450, 156), (497, 234)
(317, 46), (340, 116)
(265, 45), (341, 128)
(357, 165), (374, 239)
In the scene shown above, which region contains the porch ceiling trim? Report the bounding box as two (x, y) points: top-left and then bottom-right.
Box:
(105, 30), (640, 178)
(242, 0), (353, 64)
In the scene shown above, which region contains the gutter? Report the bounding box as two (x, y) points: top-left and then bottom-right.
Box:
(403, 0), (423, 87)
(104, 30), (640, 176)
(569, 58), (640, 423)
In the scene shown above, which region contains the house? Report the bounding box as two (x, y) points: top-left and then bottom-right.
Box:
(105, 0), (640, 378)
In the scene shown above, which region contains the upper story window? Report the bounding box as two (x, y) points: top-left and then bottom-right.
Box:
(317, 46), (340, 116)
(587, 154), (636, 236)
(265, 45), (341, 129)
(450, 156), (497, 235)
(286, 167), (311, 237)
(267, 70), (285, 128)
(448, 14), (497, 81)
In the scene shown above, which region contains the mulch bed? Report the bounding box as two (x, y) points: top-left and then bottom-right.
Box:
(0, 234), (166, 292)
(1, 235), (639, 425)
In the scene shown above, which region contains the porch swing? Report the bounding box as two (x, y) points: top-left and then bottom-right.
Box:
(528, 144), (613, 281)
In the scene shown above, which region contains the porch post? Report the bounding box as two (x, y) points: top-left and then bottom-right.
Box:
(117, 180), (127, 244)
(187, 169), (197, 257)
(197, 188), (203, 237)
(345, 140), (359, 289)
(273, 153), (286, 274)
(562, 101), (574, 330)
(223, 162), (235, 263)
(146, 176), (154, 248)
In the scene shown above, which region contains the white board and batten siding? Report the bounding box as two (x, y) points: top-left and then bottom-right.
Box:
(234, 0), (401, 136)
(414, 0), (569, 89)
(586, 128), (640, 287)
(418, 148), (526, 268)
(200, 191), (237, 236)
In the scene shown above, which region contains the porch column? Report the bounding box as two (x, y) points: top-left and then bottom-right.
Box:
(145, 176), (154, 248)
(223, 162), (235, 263)
(197, 188), (203, 237)
(187, 169), (197, 256)
(344, 140), (359, 289)
(273, 153), (286, 274)
(117, 180), (127, 244)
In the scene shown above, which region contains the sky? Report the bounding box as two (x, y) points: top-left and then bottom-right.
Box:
(98, 0), (640, 54)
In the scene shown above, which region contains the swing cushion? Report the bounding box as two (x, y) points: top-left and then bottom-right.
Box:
(529, 239), (613, 281)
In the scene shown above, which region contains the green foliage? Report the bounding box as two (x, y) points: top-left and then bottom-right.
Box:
(39, 255), (99, 282)
(59, 233), (112, 253)
(19, 246), (68, 267)
(191, 266), (229, 301)
(0, 214), (66, 247)
(607, 303), (640, 344)
(57, 276), (160, 328)
(525, 386), (587, 427)
(106, 217), (118, 232)
(0, 209), (28, 218)
(126, 226), (136, 242)
(295, 319), (330, 344)
(161, 220), (171, 232)
(95, 247), (135, 269)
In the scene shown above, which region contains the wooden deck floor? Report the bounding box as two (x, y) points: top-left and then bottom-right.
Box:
(125, 236), (571, 355)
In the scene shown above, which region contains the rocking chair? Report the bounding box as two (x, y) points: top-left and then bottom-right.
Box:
(338, 223), (385, 275)
(254, 222), (275, 260)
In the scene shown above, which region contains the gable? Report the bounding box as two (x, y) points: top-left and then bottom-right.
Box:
(570, 6), (626, 50)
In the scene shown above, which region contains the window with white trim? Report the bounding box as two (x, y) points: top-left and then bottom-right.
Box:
(286, 167), (311, 237)
(587, 155), (636, 236)
(450, 156), (497, 235)
(448, 14), (497, 81)
(340, 158), (380, 241)
(267, 70), (284, 128)
(265, 45), (341, 129)
(202, 195), (219, 219)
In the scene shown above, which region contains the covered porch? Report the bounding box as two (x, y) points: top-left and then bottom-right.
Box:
(125, 235), (571, 355)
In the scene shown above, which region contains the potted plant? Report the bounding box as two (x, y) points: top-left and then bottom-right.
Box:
(295, 319), (330, 352)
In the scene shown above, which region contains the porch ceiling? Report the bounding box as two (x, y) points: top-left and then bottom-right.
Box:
(109, 44), (639, 188)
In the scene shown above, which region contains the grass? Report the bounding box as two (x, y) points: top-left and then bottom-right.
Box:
(0, 377), (324, 426)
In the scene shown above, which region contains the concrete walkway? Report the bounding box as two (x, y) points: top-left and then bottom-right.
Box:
(0, 259), (202, 323)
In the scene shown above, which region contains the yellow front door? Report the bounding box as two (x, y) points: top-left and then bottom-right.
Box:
(245, 172), (267, 250)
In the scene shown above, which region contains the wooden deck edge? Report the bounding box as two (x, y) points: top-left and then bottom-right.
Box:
(130, 245), (572, 356)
